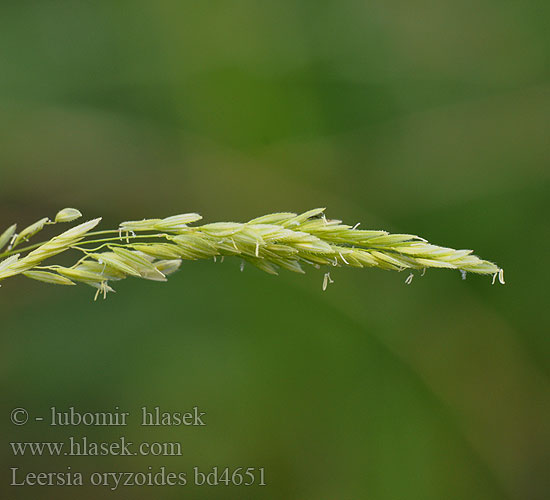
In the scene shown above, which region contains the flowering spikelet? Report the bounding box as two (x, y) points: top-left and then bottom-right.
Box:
(54, 208), (82, 223)
(0, 208), (503, 297)
(0, 218), (101, 280)
(0, 224), (17, 251)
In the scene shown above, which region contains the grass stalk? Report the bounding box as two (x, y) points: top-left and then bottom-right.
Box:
(0, 208), (504, 298)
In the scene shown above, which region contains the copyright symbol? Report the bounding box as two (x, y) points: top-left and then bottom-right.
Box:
(11, 408), (29, 426)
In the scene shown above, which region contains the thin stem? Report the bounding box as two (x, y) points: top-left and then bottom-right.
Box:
(0, 230), (165, 259)
(71, 234), (167, 251)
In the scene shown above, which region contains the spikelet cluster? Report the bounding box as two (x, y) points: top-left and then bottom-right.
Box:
(0, 208), (504, 299)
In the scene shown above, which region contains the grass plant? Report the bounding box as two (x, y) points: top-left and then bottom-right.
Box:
(0, 208), (504, 299)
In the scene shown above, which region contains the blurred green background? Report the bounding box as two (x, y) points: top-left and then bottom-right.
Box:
(1, 1), (549, 499)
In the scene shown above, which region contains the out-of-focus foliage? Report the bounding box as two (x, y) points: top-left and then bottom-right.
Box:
(1, 1), (548, 499)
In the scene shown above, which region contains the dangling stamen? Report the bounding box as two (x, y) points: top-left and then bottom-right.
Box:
(322, 272), (334, 291)
(339, 252), (349, 265)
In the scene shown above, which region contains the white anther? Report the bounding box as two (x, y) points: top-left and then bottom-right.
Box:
(339, 252), (349, 265)
(352, 223), (360, 230)
(405, 273), (414, 285)
(322, 272), (334, 291)
(7, 233), (17, 250)
(460, 270), (467, 280)
(498, 268), (505, 285)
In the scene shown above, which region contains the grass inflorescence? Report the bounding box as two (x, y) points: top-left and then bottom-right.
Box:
(0, 208), (504, 299)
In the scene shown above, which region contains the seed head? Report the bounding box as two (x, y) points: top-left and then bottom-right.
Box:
(1, 208), (504, 299)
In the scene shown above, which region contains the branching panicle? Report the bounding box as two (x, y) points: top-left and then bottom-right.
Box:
(0, 208), (504, 299)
